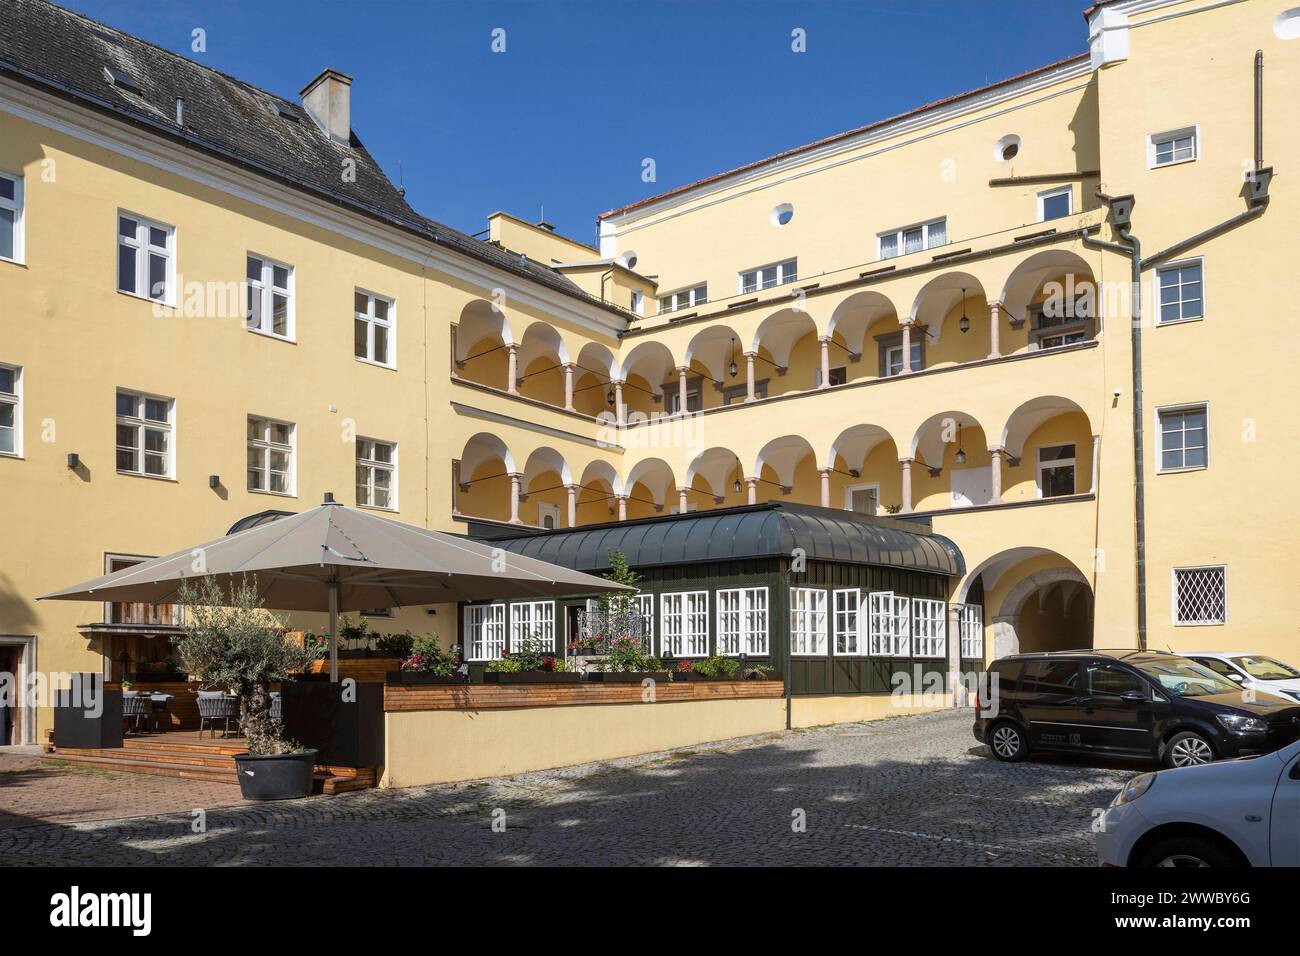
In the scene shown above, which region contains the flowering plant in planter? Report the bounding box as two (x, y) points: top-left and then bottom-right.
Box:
(399, 634), (456, 675)
(677, 658), (695, 673)
(591, 635), (662, 673)
(487, 634), (569, 673)
(693, 655), (741, 679)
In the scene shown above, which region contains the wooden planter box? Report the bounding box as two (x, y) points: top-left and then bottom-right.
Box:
(672, 672), (745, 682)
(386, 672), (462, 685)
(484, 671), (581, 684)
(585, 671), (670, 683)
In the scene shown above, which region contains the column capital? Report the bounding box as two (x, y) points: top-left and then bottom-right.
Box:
(817, 466), (833, 476)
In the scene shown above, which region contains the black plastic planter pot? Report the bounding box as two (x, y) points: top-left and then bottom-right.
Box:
(233, 749), (318, 800)
(585, 671), (670, 683)
(484, 671), (581, 684)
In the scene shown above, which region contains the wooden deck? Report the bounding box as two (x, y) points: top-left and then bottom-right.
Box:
(45, 731), (377, 794)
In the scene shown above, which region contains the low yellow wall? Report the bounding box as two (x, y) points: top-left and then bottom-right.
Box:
(382, 692), (951, 788)
(790, 692), (953, 729)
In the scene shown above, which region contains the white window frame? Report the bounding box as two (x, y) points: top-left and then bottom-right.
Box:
(812, 365), (847, 389)
(844, 482), (880, 516)
(634, 593), (655, 652)
(630, 289), (644, 316)
(658, 283), (707, 315)
(716, 586), (768, 657)
(833, 588), (864, 656)
(1156, 402), (1209, 474)
(958, 603), (984, 660)
(878, 217), (946, 260)
(115, 389), (175, 479)
(1155, 257), (1205, 326)
(1036, 186), (1073, 222)
(911, 598), (947, 659)
(1147, 125), (1199, 168)
(739, 259), (797, 294)
(536, 501), (561, 530)
(789, 587), (828, 657)
(0, 170), (24, 265)
(354, 289), (396, 369)
(245, 252), (295, 340)
(509, 600), (555, 652)
(464, 603), (507, 660)
(868, 591), (911, 657)
(116, 210), (175, 305)
(1035, 443), (1077, 499)
(0, 363), (21, 458)
(355, 437), (397, 511)
(247, 414), (296, 496)
(1171, 565), (1227, 626)
(660, 590), (709, 657)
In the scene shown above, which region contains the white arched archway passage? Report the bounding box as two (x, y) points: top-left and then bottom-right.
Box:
(909, 409), (984, 470)
(998, 249), (1097, 326)
(456, 299), (512, 364)
(909, 271), (986, 345)
(751, 308), (817, 369)
(619, 340), (677, 396)
(684, 324), (743, 384)
(828, 291), (896, 358)
(957, 547), (1092, 658)
(998, 395), (1091, 460)
(685, 446), (743, 502)
(754, 434), (817, 490)
(828, 423), (896, 475)
(624, 457), (678, 511)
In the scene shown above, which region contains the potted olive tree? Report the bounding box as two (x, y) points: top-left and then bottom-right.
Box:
(175, 576), (320, 800)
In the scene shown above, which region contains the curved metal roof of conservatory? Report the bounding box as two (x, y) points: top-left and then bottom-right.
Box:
(478, 502), (964, 577)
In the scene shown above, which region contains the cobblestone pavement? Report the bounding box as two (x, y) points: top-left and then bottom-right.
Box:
(0, 751), (249, 828)
(0, 711), (1136, 865)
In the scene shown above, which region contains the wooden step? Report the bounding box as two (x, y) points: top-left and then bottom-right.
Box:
(121, 736), (248, 757)
(57, 745), (238, 769)
(44, 751), (238, 784)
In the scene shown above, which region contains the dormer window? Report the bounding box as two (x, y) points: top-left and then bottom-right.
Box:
(102, 66), (142, 94)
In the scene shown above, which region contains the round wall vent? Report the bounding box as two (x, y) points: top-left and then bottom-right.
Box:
(995, 134), (1021, 161)
(1275, 8), (1300, 39)
(770, 203), (794, 227)
(618, 250), (638, 270)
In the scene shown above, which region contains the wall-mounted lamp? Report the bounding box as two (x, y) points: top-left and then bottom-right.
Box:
(728, 337), (739, 378)
(67, 453), (79, 469)
(958, 288), (970, 334)
(954, 425), (967, 466)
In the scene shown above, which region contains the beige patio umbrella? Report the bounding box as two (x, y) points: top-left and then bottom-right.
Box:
(40, 494), (630, 680)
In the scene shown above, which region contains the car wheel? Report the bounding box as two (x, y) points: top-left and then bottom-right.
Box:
(1163, 731), (1216, 769)
(1136, 836), (1242, 868)
(988, 721), (1029, 762)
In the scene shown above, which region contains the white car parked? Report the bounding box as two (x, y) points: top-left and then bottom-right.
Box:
(1184, 652), (1300, 704)
(1097, 738), (1300, 866)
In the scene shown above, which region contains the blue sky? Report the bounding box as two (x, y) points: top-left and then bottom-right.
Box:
(63, 0), (1090, 246)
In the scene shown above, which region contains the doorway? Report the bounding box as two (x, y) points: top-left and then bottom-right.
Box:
(0, 646), (17, 746)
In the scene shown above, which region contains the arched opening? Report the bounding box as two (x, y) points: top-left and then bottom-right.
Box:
(572, 342), (618, 417)
(754, 434), (819, 506)
(998, 396), (1096, 501)
(752, 308), (819, 396)
(455, 433), (515, 523)
(827, 291), (896, 385)
(619, 340), (677, 419)
(960, 548), (1094, 657)
(683, 446), (746, 512)
(623, 457), (678, 520)
(909, 272), (990, 368)
(575, 460), (620, 525)
(909, 410), (992, 511)
(515, 322), (569, 407)
(999, 250), (1099, 356)
(522, 447), (572, 529)
(456, 299), (512, 390)
(827, 423), (902, 516)
(684, 325), (744, 407)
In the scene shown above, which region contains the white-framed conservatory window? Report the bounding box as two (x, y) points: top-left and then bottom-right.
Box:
(464, 603), (507, 660)
(117, 211), (174, 304)
(115, 389), (174, 478)
(716, 587), (768, 656)
(833, 588), (863, 655)
(0, 171), (24, 264)
(1148, 126), (1198, 168)
(868, 591), (911, 657)
(911, 598), (947, 659)
(246, 253), (294, 339)
(739, 258), (797, 294)
(958, 603), (984, 660)
(0, 364), (21, 457)
(634, 593), (655, 651)
(355, 437), (397, 510)
(247, 415), (295, 495)
(878, 217), (946, 260)
(1172, 565), (1226, 626)
(658, 284), (707, 314)
(789, 587), (827, 656)
(354, 289), (396, 368)
(661, 590), (709, 657)
(509, 600), (555, 652)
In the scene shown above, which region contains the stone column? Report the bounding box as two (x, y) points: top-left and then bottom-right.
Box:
(1090, 434), (1101, 493)
(614, 380), (625, 428)
(818, 467), (831, 507)
(449, 325), (459, 378)
(616, 495), (628, 522)
(678, 488), (689, 514)
(508, 473), (523, 524)
(566, 484), (578, 527)
(745, 352), (756, 402)
(900, 458), (914, 513)
(818, 337), (831, 388)
(746, 477), (758, 505)
(901, 323), (913, 374)
(987, 301), (1002, 359)
(506, 343), (519, 395)
(989, 448), (1004, 503)
(563, 363), (576, 411)
(677, 366), (689, 414)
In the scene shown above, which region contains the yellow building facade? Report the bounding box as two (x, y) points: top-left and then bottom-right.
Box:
(1, 0), (1296, 743)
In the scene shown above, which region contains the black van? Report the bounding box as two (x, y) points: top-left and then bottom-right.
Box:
(972, 650), (1300, 768)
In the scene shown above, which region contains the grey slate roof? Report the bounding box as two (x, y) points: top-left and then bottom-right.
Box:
(0, 0), (625, 318)
(480, 502), (966, 577)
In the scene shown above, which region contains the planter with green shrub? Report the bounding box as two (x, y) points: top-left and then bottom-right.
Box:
(484, 635), (579, 683)
(387, 635), (463, 684)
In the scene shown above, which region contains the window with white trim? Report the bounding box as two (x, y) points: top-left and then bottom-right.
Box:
(1173, 566), (1226, 626)
(1037, 186), (1072, 222)
(868, 591), (911, 657)
(355, 438), (397, 510)
(247, 415), (295, 495)
(958, 603), (984, 660)
(634, 593), (655, 652)
(117, 212), (173, 303)
(1156, 260), (1203, 324)
(464, 603), (506, 660)
(660, 591), (709, 657)
(509, 600), (555, 652)
(790, 587), (827, 656)
(716, 587), (768, 656)
(1149, 127), (1197, 167)
(246, 254), (293, 339)
(1157, 404), (1208, 472)
(0, 364), (20, 457)
(0, 171), (23, 263)
(739, 259), (797, 294)
(354, 290), (395, 367)
(659, 284), (707, 314)
(878, 218), (946, 260)
(115, 389), (173, 477)
(911, 598), (947, 658)
(1037, 443), (1076, 499)
(833, 589), (862, 655)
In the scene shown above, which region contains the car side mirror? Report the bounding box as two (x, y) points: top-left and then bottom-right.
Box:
(1120, 690), (1148, 704)
(1228, 673), (1245, 682)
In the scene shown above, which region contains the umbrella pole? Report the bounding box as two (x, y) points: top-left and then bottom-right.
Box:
(328, 578), (339, 683)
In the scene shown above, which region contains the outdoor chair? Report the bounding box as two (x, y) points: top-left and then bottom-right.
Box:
(197, 691), (239, 738)
(121, 693), (151, 736)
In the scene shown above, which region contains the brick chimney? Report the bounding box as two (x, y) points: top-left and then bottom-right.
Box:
(300, 68), (352, 144)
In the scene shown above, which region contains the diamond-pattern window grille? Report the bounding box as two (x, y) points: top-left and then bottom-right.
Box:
(1174, 566), (1226, 624)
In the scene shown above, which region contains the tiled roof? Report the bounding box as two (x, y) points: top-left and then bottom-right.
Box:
(0, 0), (624, 319)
